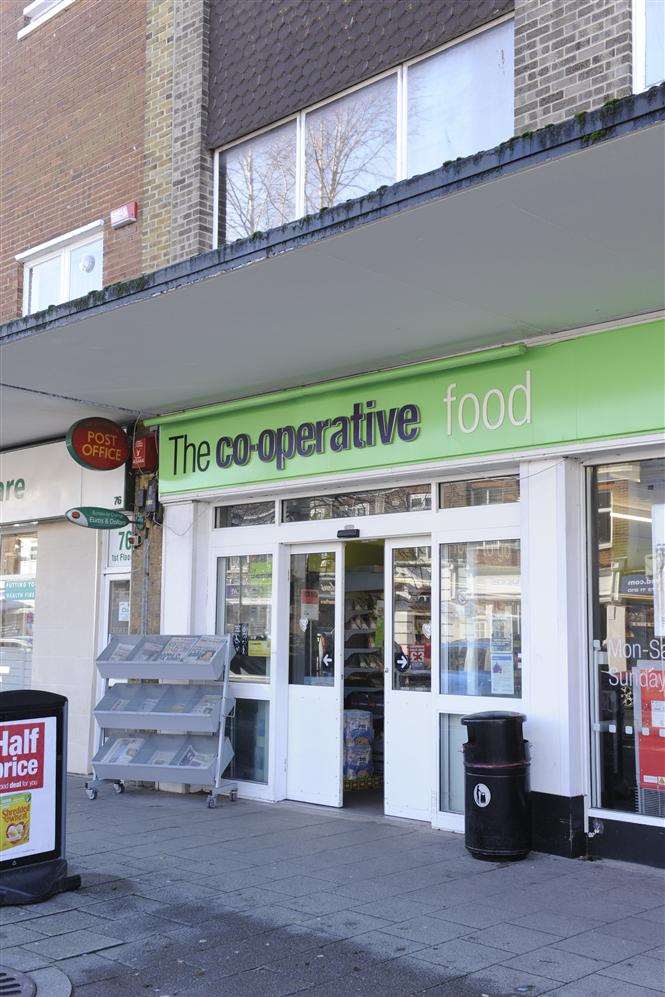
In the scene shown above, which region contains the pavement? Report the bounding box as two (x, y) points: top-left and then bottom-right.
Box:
(0, 776), (663, 996)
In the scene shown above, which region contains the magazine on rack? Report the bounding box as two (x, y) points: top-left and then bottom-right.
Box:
(146, 747), (176, 766)
(101, 737), (144, 765)
(185, 636), (222, 663)
(107, 639), (137, 663)
(190, 694), (221, 716)
(138, 636), (169, 660)
(161, 636), (198, 661)
(177, 744), (216, 768)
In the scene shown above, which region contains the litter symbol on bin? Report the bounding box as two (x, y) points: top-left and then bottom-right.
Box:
(473, 783), (491, 808)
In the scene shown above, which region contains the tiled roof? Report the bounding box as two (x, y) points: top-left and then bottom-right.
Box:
(208, 0), (514, 148)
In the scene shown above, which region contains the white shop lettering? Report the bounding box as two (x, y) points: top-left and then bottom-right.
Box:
(444, 371), (532, 436)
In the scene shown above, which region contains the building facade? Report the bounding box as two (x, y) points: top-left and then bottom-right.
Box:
(1, 1), (664, 863)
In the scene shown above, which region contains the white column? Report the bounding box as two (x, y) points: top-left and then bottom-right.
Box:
(521, 457), (587, 800)
(160, 500), (200, 634)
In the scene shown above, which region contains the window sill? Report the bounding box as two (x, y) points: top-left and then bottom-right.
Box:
(17, 0), (77, 40)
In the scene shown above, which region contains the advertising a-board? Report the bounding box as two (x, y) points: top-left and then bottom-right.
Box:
(0, 716), (56, 861)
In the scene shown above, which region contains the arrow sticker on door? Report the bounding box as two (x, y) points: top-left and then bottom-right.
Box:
(395, 652), (409, 673)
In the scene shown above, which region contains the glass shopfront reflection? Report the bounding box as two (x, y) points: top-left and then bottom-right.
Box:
(0, 530), (38, 692)
(590, 458), (665, 817)
(440, 540), (522, 697)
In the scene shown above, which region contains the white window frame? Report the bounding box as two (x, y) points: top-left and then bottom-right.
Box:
(212, 13), (514, 249)
(18, 0), (77, 39)
(633, 0), (648, 92)
(17, 219), (104, 316)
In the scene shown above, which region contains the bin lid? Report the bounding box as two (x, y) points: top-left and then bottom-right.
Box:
(461, 711), (525, 726)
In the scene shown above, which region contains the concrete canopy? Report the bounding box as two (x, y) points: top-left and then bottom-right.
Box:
(1, 90), (663, 450)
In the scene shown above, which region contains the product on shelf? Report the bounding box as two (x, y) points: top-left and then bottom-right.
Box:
(146, 748), (176, 766)
(177, 744), (215, 768)
(343, 744), (374, 780)
(344, 709), (374, 745)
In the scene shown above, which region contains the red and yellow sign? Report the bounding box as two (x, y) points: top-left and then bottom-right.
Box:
(66, 418), (129, 471)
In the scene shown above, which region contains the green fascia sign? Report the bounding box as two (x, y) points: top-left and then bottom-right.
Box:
(66, 507), (130, 530)
(148, 320), (665, 496)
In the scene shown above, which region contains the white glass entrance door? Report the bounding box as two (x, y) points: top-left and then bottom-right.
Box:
(384, 539), (433, 820)
(286, 544), (344, 805)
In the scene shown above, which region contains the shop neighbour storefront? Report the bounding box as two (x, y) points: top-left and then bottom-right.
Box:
(0, 440), (128, 774)
(148, 318), (664, 863)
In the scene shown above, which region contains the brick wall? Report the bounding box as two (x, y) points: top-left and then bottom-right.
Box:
(141, 0), (174, 274)
(0, 0), (147, 323)
(514, 0), (633, 132)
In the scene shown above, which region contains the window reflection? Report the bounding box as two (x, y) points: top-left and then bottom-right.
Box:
(216, 554), (272, 680)
(304, 75), (397, 212)
(393, 546), (431, 691)
(0, 531), (38, 692)
(284, 484), (430, 522)
(221, 121), (297, 241)
(440, 540), (521, 697)
(590, 458), (665, 817)
(289, 552), (336, 686)
(407, 20), (514, 175)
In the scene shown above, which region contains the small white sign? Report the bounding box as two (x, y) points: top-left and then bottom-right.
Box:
(473, 783), (491, 808)
(118, 601), (130, 622)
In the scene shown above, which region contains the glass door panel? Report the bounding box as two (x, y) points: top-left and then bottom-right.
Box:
(589, 457), (665, 818)
(286, 544), (344, 806)
(384, 540), (432, 820)
(216, 553), (272, 681)
(289, 552), (336, 686)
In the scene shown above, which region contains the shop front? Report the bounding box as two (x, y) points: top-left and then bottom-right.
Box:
(148, 317), (664, 862)
(0, 440), (128, 773)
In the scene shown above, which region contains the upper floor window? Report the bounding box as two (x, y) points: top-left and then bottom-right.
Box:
(17, 221), (103, 316)
(634, 0), (665, 90)
(18, 0), (77, 39)
(215, 18), (514, 245)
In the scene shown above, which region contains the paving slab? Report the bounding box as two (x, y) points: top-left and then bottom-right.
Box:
(51, 776), (665, 996)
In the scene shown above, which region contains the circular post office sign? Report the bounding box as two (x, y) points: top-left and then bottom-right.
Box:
(66, 418), (130, 471)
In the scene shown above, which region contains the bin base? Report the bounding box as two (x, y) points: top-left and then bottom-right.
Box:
(0, 858), (81, 906)
(466, 846), (530, 862)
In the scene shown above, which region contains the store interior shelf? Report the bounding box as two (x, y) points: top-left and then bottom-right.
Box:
(94, 682), (234, 734)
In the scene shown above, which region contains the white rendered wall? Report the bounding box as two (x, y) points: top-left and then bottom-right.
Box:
(521, 457), (587, 800)
(31, 521), (101, 774)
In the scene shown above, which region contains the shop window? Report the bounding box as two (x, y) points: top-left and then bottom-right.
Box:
(228, 699), (268, 783)
(439, 714), (466, 814)
(216, 554), (272, 681)
(289, 551), (336, 686)
(304, 75), (397, 213)
(635, 0), (665, 90)
(589, 457), (665, 818)
(440, 539), (521, 697)
(393, 546), (431, 691)
(407, 19), (514, 176)
(0, 530), (38, 692)
(439, 475), (519, 509)
(215, 18), (514, 246)
(214, 502), (275, 528)
(283, 483), (431, 523)
(220, 121), (297, 242)
(19, 223), (103, 315)
(107, 578), (130, 641)
(18, 0), (76, 38)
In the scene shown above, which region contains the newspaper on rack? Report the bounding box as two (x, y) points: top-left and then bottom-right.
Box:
(178, 744), (215, 768)
(101, 737), (144, 765)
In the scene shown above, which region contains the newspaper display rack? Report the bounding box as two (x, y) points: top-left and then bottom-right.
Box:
(86, 634), (237, 808)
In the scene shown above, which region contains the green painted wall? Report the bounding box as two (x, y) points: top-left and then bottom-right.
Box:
(150, 320), (665, 495)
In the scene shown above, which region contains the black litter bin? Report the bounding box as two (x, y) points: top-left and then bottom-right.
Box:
(461, 711), (530, 861)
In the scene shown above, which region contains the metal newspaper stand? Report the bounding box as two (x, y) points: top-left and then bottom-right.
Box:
(87, 634), (237, 807)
